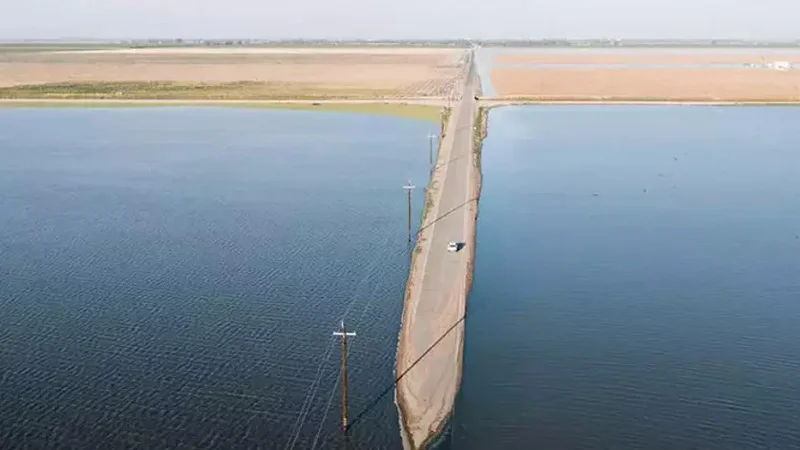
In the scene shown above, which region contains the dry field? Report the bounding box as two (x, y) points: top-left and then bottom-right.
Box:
(492, 69), (800, 101)
(491, 50), (800, 101)
(0, 47), (463, 99)
(495, 52), (800, 65)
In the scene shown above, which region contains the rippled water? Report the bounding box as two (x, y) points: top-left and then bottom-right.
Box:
(452, 106), (800, 449)
(0, 107), (434, 450)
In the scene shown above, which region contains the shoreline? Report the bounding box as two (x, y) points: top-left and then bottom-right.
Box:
(3, 98), (800, 108)
(0, 99), (446, 121)
(0, 98), (444, 106)
(483, 99), (800, 106)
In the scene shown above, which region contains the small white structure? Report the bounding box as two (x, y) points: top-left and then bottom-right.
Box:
(768, 61), (791, 71)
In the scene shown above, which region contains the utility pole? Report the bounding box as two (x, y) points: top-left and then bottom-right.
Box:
(428, 133), (437, 168)
(403, 180), (415, 242)
(333, 320), (356, 433)
(446, 87), (452, 109)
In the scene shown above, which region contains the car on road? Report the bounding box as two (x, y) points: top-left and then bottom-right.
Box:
(447, 241), (460, 252)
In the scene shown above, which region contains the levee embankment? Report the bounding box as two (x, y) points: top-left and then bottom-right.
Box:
(395, 52), (484, 449)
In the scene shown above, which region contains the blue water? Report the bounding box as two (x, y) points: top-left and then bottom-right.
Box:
(0, 107), (433, 450)
(452, 106), (800, 449)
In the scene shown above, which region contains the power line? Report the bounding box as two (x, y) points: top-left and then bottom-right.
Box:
(309, 241), (404, 448)
(308, 53), (475, 450)
(284, 337), (338, 450)
(283, 230), (394, 449)
(310, 364), (343, 450)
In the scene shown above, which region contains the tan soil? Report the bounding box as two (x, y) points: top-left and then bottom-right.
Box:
(57, 47), (457, 55)
(0, 48), (462, 97)
(495, 53), (800, 65)
(491, 69), (800, 101)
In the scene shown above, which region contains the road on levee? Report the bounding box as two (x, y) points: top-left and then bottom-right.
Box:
(396, 51), (480, 450)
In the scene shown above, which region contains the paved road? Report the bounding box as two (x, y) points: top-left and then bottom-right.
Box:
(396, 52), (479, 449)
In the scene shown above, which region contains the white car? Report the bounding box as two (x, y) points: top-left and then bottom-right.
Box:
(447, 242), (459, 252)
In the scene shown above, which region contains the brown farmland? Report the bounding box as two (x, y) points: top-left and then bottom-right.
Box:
(495, 53), (800, 65)
(0, 48), (462, 99)
(492, 69), (800, 101)
(490, 49), (800, 101)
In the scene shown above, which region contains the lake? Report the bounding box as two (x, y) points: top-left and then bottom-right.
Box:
(451, 105), (800, 449)
(0, 107), (433, 450)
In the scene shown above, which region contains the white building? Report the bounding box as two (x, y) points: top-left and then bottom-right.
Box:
(767, 61), (791, 71)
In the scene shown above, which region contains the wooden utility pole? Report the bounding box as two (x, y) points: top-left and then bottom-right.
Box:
(403, 180), (415, 242)
(333, 320), (356, 433)
(428, 133), (438, 168)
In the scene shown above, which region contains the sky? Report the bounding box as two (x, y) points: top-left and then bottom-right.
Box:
(2, 0), (799, 40)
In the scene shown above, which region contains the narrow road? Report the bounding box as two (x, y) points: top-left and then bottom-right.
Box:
(396, 53), (480, 449)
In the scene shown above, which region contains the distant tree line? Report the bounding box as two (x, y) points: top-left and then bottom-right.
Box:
(118, 38), (800, 49)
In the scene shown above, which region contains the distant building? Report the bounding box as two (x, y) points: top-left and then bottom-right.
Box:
(768, 61), (791, 71)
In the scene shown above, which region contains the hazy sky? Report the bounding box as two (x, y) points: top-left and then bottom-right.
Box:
(3, 0), (798, 40)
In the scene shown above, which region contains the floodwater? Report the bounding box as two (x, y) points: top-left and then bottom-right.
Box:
(451, 106), (800, 449)
(0, 107), (432, 450)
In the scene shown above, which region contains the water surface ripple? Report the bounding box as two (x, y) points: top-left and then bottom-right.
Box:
(452, 105), (800, 450)
(0, 107), (432, 450)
